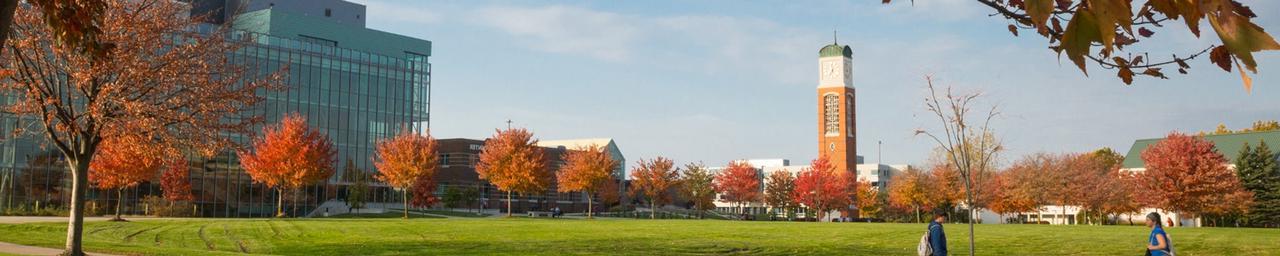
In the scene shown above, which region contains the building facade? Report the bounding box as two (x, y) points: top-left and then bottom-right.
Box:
(0, 0), (432, 217)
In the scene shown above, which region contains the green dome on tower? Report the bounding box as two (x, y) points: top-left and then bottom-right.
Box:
(819, 43), (852, 58)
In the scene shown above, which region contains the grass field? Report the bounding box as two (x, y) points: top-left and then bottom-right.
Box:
(0, 218), (1277, 255)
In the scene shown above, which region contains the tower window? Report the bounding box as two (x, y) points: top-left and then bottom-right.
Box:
(824, 94), (839, 136)
(325, 8), (332, 17)
(847, 96), (854, 137)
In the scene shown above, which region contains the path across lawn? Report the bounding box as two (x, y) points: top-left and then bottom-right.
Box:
(0, 218), (1277, 255)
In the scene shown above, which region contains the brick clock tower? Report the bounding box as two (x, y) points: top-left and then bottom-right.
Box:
(816, 41), (856, 173)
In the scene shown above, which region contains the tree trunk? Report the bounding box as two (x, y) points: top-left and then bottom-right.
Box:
(586, 193), (594, 219)
(915, 205), (921, 223)
(114, 188), (123, 220)
(276, 189), (284, 218)
(964, 177), (975, 256)
(1061, 203), (1067, 225)
(506, 191), (512, 217)
(64, 158), (90, 256)
(650, 200), (655, 219)
(402, 188), (409, 219)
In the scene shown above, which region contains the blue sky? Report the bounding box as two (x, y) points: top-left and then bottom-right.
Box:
(350, 0), (1280, 168)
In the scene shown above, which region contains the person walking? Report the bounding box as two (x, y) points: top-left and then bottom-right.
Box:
(928, 210), (948, 256)
(1146, 212), (1173, 256)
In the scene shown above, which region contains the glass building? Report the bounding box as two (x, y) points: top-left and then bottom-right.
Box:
(0, 0), (432, 217)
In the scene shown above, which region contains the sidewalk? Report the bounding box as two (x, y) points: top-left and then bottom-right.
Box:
(0, 241), (120, 256)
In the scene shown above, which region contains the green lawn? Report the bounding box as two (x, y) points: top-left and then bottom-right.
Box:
(0, 218), (1276, 255)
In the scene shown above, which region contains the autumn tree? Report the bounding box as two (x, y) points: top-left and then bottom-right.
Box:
(985, 172), (1034, 223)
(854, 178), (882, 219)
(2, 0), (285, 253)
(792, 155), (853, 221)
(929, 164), (964, 214)
(239, 114), (337, 217)
(595, 177), (622, 210)
(1235, 141), (1280, 227)
(89, 135), (165, 221)
(556, 144), (618, 219)
(884, 0), (1279, 90)
(888, 167), (934, 223)
(715, 161), (761, 217)
(1138, 132), (1252, 226)
(764, 170), (796, 220)
(679, 162), (716, 219)
(629, 157), (679, 219)
(1204, 120), (1280, 135)
(476, 128), (549, 217)
(372, 128), (439, 219)
(409, 174), (439, 211)
(915, 76), (1001, 254)
(1003, 153), (1062, 223)
(160, 160), (193, 204)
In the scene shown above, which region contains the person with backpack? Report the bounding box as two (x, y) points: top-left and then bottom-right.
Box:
(1145, 212), (1174, 256)
(919, 210), (948, 256)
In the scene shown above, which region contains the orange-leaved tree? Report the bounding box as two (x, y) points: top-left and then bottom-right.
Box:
(629, 157), (679, 219)
(714, 160), (760, 217)
(763, 170), (796, 220)
(3, 0), (285, 252)
(476, 128), (549, 217)
(160, 160), (194, 203)
(373, 128), (439, 219)
(1138, 132), (1252, 225)
(884, 0), (1278, 90)
(888, 167), (934, 223)
(855, 178), (882, 219)
(89, 135), (165, 221)
(239, 114), (337, 217)
(792, 155), (853, 222)
(556, 144), (618, 219)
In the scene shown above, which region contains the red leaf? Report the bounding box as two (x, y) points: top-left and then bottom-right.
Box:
(1008, 24), (1020, 37)
(1209, 45), (1232, 72)
(1138, 27), (1155, 38)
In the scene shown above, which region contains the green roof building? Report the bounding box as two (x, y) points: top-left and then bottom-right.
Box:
(1120, 130), (1280, 170)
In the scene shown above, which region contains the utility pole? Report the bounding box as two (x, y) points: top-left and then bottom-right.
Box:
(506, 119), (513, 129)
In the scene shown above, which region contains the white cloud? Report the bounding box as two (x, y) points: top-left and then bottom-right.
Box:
(470, 5), (639, 61)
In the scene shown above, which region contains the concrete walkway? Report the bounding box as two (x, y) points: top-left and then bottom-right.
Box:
(0, 241), (120, 256)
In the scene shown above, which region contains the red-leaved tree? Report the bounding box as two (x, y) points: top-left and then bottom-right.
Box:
(239, 114), (337, 217)
(409, 174), (439, 211)
(714, 161), (760, 217)
(792, 155), (853, 221)
(373, 128), (439, 219)
(629, 157), (678, 219)
(160, 160), (194, 203)
(556, 145), (618, 219)
(89, 135), (165, 221)
(1138, 132), (1252, 225)
(476, 128), (549, 217)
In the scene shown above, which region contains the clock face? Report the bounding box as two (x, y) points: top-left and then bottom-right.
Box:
(822, 61), (839, 79)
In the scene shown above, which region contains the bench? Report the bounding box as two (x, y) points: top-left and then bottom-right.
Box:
(527, 211), (553, 217)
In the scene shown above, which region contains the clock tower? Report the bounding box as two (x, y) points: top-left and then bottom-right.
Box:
(817, 41), (856, 173)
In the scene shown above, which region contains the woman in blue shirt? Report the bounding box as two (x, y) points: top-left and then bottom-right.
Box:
(1145, 212), (1172, 256)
